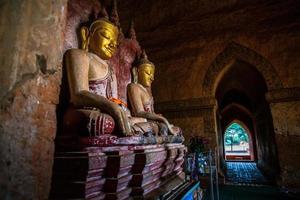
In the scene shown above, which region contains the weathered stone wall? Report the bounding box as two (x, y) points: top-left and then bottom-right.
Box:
(0, 1), (67, 199)
(267, 89), (300, 187)
(255, 102), (280, 182)
(156, 98), (217, 148)
(118, 0), (300, 187)
(120, 0), (300, 100)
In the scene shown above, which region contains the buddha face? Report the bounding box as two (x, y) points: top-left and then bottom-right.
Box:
(138, 64), (155, 87)
(88, 21), (118, 60)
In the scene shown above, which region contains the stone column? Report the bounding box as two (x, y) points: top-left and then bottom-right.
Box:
(266, 88), (300, 187)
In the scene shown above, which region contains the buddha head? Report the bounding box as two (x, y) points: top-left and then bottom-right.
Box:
(137, 50), (155, 87)
(81, 8), (119, 60)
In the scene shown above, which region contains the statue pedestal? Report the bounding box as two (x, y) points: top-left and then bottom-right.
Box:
(50, 151), (107, 199)
(50, 136), (186, 199)
(130, 145), (166, 197)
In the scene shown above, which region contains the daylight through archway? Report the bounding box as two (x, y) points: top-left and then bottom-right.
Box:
(214, 59), (280, 184)
(224, 122), (253, 161)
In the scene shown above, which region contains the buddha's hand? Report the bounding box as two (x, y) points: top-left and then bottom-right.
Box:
(168, 124), (178, 136)
(171, 126), (180, 136)
(160, 117), (177, 136)
(109, 102), (133, 136)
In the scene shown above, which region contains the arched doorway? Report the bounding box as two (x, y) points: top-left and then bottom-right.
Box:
(202, 43), (281, 184)
(215, 60), (279, 183)
(224, 121), (254, 161)
(221, 101), (257, 163)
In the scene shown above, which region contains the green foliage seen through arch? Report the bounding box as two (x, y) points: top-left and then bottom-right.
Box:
(224, 122), (249, 145)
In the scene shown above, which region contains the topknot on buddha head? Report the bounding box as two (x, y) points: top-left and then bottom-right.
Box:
(89, 7), (119, 35)
(137, 50), (155, 68)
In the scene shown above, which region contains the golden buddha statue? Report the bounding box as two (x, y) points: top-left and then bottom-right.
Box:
(128, 51), (182, 136)
(64, 9), (132, 137)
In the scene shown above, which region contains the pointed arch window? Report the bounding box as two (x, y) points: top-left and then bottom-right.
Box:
(224, 122), (252, 160)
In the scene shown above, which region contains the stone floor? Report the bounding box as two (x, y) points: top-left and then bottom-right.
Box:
(203, 162), (298, 200)
(225, 161), (268, 186)
(203, 185), (298, 200)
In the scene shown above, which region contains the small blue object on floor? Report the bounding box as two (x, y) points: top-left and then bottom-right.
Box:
(181, 181), (201, 200)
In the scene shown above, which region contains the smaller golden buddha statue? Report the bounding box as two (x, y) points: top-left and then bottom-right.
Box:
(64, 9), (132, 137)
(128, 51), (182, 136)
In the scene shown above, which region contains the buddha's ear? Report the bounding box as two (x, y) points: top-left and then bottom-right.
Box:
(132, 66), (138, 83)
(80, 26), (89, 51)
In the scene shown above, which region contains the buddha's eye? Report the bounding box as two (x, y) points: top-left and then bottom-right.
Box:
(100, 31), (110, 40)
(145, 71), (152, 75)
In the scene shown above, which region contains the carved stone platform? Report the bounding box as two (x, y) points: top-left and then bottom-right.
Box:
(50, 138), (186, 199)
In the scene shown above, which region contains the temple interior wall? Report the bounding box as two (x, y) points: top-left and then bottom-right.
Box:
(117, 0), (300, 187)
(0, 1), (67, 199)
(118, 0), (300, 100)
(0, 0), (299, 199)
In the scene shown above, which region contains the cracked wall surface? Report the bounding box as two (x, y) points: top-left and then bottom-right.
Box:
(0, 1), (67, 199)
